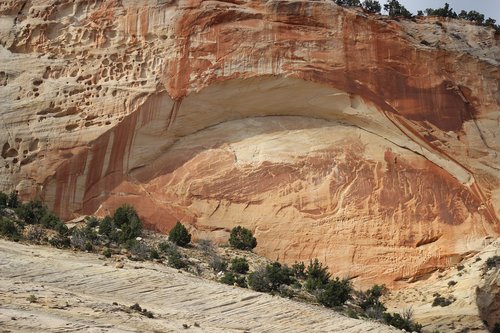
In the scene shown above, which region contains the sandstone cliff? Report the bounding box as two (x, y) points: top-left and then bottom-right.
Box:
(0, 0), (498, 285)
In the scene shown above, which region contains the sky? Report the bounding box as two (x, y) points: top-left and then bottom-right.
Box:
(396, 0), (500, 22)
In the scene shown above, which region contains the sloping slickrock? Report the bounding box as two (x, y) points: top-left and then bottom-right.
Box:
(0, 240), (398, 332)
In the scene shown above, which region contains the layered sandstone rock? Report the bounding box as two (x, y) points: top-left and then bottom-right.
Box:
(0, 0), (498, 285)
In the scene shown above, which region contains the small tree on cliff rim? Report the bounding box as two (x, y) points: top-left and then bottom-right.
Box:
(384, 0), (412, 18)
(362, 0), (381, 14)
(229, 226), (257, 251)
(335, 0), (361, 7)
(169, 221), (191, 247)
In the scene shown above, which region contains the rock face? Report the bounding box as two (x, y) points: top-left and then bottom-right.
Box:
(0, 0), (498, 285)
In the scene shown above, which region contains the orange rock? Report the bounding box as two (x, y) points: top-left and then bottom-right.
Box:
(0, 1), (498, 286)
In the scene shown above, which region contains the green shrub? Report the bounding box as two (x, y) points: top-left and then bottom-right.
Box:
(168, 221), (191, 247)
(85, 216), (100, 228)
(128, 241), (151, 260)
(383, 0), (412, 18)
(40, 212), (60, 229)
(16, 200), (48, 225)
(7, 191), (19, 208)
(0, 191), (8, 208)
(220, 272), (247, 287)
(383, 311), (422, 332)
(230, 257), (249, 274)
(71, 226), (97, 250)
(48, 235), (70, 248)
(0, 217), (20, 240)
(247, 266), (271, 292)
(113, 204), (138, 228)
(486, 256), (500, 270)
(54, 221), (69, 236)
(493, 323), (500, 333)
(335, 0), (360, 6)
(120, 214), (142, 242)
(266, 262), (294, 290)
(98, 216), (117, 240)
(317, 277), (352, 307)
(167, 247), (188, 269)
(229, 226), (257, 251)
(158, 241), (175, 254)
(425, 3), (457, 18)
(150, 249), (160, 260)
(248, 262), (294, 292)
(291, 261), (306, 279)
(305, 259), (331, 292)
(84, 240), (93, 252)
(103, 247), (112, 258)
(112, 204), (142, 242)
(358, 284), (387, 319)
(362, 0), (381, 13)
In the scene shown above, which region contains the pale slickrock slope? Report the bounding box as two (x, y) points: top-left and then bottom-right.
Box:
(0, 240), (398, 333)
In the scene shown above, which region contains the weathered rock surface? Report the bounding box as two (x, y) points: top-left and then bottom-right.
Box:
(384, 239), (499, 332)
(0, 1), (499, 285)
(0, 239), (399, 332)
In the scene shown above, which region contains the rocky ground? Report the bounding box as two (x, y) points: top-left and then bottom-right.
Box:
(384, 238), (499, 333)
(0, 239), (400, 333)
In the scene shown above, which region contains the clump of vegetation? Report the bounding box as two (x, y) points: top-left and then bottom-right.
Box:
(26, 294), (38, 303)
(357, 284), (387, 319)
(384, 0), (412, 18)
(129, 303), (154, 318)
(168, 221), (191, 247)
(248, 262), (294, 292)
(230, 257), (249, 274)
(304, 258), (331, 292)
(383, 308), (422, 332)
(317, 277), (352, 308)
(291, 261), (306, 279)
(127, 240), (153, 261)
(0, 191), (8, 208)
(167, 246), (188, 269)
(113, 204), (142, 242)
(71, 224), (98, 251)
(362, 0), (381, 13)
(0, 217), (20, 240)
(1, 191), (20, 209)
(220, 271), (247, 288)
(197, 239), (215, 255)
(102, 247), (112, 258)
(432, 294), (455, 307)
(209, 254), (228, 272)
(421, 2), (500, 33)
(0, 191), (427, 331)
(157, 240), (189, 269)
(229, 226), (257, 251)
(486, 256), (500, 270)
(335, 0), (360, 6)
(334, 0), (382, 14)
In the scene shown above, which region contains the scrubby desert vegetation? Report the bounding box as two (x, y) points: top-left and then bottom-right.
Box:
(0, 191), (427, 331)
